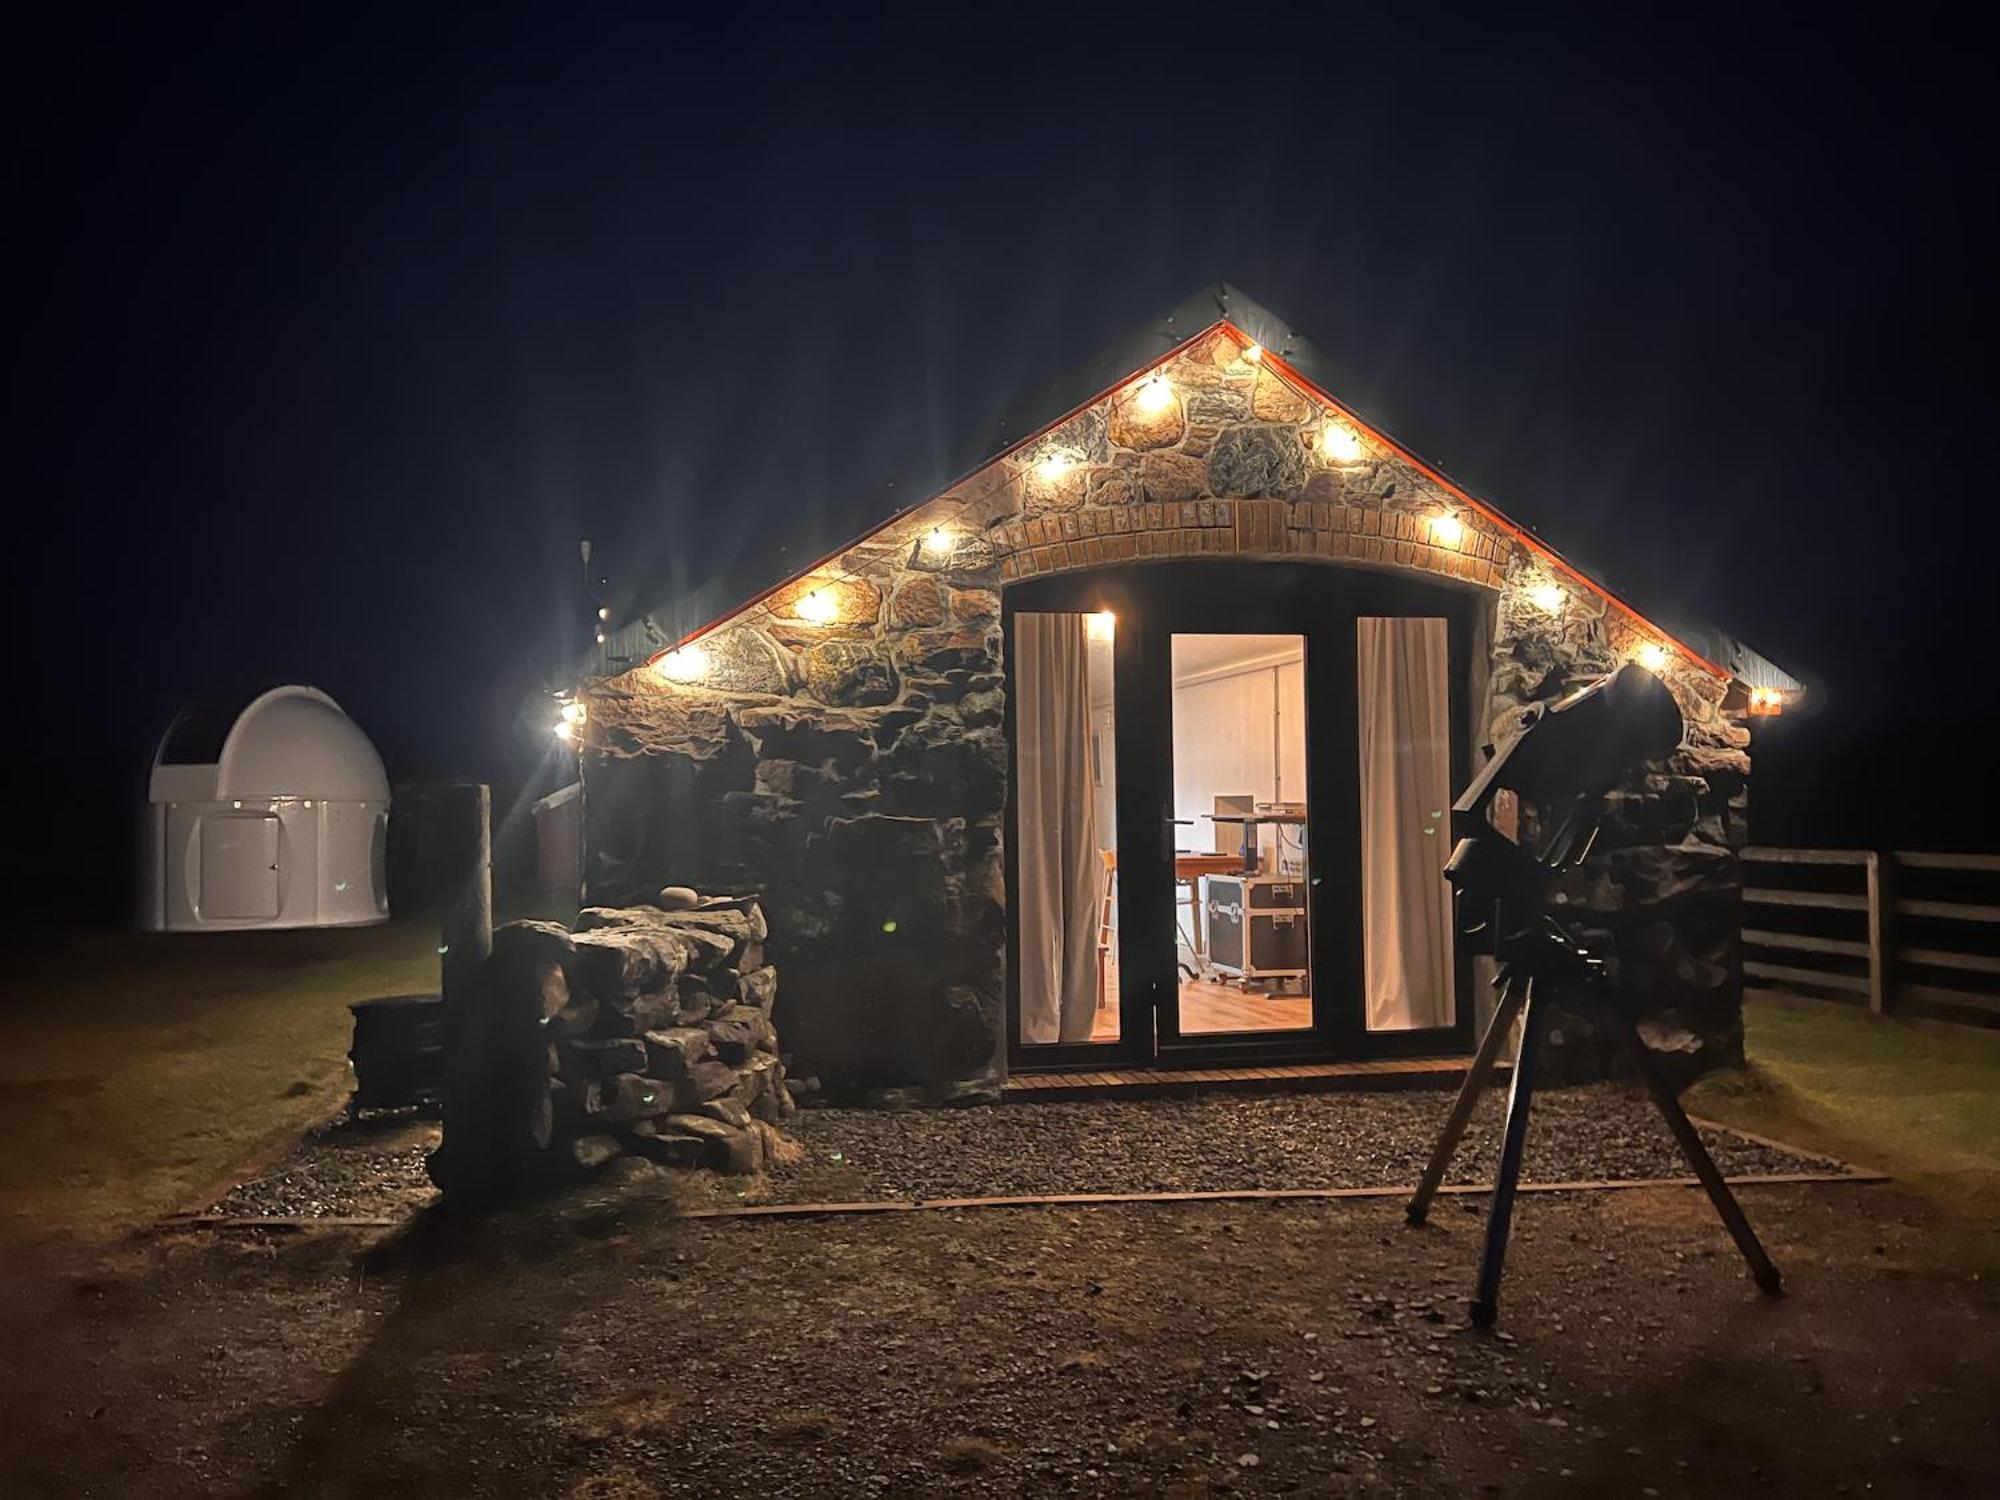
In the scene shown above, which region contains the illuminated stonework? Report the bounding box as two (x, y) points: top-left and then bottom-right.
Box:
(579, 316), (1765, 1098)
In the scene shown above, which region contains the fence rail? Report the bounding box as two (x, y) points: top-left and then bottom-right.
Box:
(1741, 848), (2000, 1027)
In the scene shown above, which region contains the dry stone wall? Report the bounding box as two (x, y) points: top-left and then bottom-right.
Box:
(576, 326), (1752, 1096)
(425, 890), (800, 1200)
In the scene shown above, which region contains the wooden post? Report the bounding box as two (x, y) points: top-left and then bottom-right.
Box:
(429, 783), (496, 1202)
(441, 782), (493, 1013)
(1865, 851), (1892, 1016)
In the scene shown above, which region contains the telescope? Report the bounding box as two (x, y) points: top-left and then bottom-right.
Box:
(1406, 664), (1782, 1328)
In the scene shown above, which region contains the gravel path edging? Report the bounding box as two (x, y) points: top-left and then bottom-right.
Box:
(164, 1167), (1889, 1232)
(673, 1169), (1889, 1218)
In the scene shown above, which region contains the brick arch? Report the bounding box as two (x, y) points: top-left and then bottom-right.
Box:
(987, 493), (1510, 592)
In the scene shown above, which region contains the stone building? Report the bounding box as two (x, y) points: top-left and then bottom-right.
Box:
(570, 285), (1800, 1101)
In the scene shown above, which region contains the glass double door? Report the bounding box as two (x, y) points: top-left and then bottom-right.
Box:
(1006, 562), (1475, 1071)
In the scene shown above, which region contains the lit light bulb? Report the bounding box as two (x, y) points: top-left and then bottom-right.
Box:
(597, 606), (609, 621)
(1636, 642), (1671, 673)
(923, 525), (954, 556)
(796, 588), (839, 624)
(1528, 581), (1566, 614)
(1133, 372), (1175, 415)
(1320, 421), (1364, 462)
(1428, 513), (1465, 547)
(553, 719), (575, 742)
(594, 630), (606, 644)
(1243, 341), (1264, 364)
(1085, 611), (1116, 641)
(560, 701), (587, 725)
(1033, 449), (1075, 483)
(657, 645), (710, 682)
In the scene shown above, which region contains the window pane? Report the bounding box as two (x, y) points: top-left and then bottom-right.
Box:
(1170, 633), (1313, 1037)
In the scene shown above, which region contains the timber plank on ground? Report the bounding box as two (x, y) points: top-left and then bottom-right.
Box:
(1003, 1056), (1490, 1101)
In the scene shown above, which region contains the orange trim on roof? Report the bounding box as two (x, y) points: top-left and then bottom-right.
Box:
(656, 322), (1221, 658)
(1241, 323), (1730, 680)
(652, 317), (1730, 682)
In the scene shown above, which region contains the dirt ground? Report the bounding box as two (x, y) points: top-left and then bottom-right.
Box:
(4, 1174), (1994, 1497)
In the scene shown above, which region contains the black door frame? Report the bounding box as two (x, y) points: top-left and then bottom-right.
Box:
(1004, 560), (1481, 1073)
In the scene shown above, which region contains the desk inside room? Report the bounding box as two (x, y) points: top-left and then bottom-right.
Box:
(1172, 851), (1243, 972)
(1096, 850), (1245, 973)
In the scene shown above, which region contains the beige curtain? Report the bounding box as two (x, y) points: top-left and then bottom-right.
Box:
(1358, 616), (1456, 1031)
(1016, 613), (1104, 1044)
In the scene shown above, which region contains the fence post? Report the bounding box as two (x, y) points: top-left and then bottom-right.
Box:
(428, 782), (496, 1202)
(1865, 850), (1893, 1016)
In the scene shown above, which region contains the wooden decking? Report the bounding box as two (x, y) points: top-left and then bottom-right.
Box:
(1003, 1054), (1493, 1101)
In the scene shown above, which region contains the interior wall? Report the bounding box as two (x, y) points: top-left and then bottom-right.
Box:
(1170, 637), (1306, 861)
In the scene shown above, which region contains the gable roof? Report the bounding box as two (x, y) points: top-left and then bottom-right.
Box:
(609, 282), (1800, 697)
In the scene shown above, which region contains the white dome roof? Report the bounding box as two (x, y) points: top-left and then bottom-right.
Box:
(201, 687), (390, 801)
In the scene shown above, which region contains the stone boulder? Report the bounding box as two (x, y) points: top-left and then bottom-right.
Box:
(699, 626), (794, 695)
(802, 640), (898, 708)
(571, 926), (691, 999)
(1207, 424), (1309, 498)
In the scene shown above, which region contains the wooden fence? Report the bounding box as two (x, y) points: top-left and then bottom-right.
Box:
(1742, 848), (2000, 1027)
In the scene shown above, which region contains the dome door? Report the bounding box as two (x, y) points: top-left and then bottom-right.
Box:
(199, 813), (282, 921)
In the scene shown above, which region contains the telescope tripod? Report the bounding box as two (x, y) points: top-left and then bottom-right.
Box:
(1406, 968), (1785, 1330)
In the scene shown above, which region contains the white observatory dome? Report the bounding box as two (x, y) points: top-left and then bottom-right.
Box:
(215, 687), (391, 803)
(141, 686), (392, 931)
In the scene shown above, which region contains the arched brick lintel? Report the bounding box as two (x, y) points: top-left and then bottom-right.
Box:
(991, 495), (1507, 591)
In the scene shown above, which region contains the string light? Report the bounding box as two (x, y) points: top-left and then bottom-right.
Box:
(1528, 581), (1566, 614)
(1133, 371), (1175, 415)
(1033, 450), (1075, 483)
(1636, 642), (1671, 673)
(1085, 611), (1116, 641)
(560, 701), (587, 725)
(672, 339), (1664, 699)
(1320, 421), (1364, 462)
(657, 645), (710, 682)
(796, 588), (840, 624)
(1428, 513), (1465, 547)
(553, 719), (575, 742)
(923, 525), (955, 556)
(597, 606), (609, 621)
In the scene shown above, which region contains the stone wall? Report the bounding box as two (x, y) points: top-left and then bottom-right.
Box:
(426, 890), (800, 1202)
(1488, 557), (1753, 1084)
(579, 594), (1011, 1102)
(574, 325), (1751, 1096)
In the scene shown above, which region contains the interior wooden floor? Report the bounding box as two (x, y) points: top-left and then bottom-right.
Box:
(1091, 961), (1313, 1041)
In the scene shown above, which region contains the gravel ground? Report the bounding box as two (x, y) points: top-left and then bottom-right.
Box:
(210, 1110), (440, 1219)
(764, 1084), (1842, 1203)
(205, 1083), (1842, 1221)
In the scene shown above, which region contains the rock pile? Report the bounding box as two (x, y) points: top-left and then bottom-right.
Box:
(426, 886), (799, 1199)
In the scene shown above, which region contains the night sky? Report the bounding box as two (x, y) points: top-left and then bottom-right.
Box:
(13, 7), (1995, 915)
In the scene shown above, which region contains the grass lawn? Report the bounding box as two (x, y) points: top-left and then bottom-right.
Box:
(1689, 993), (2000, 1210)
(0, 921), (440, 1239)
